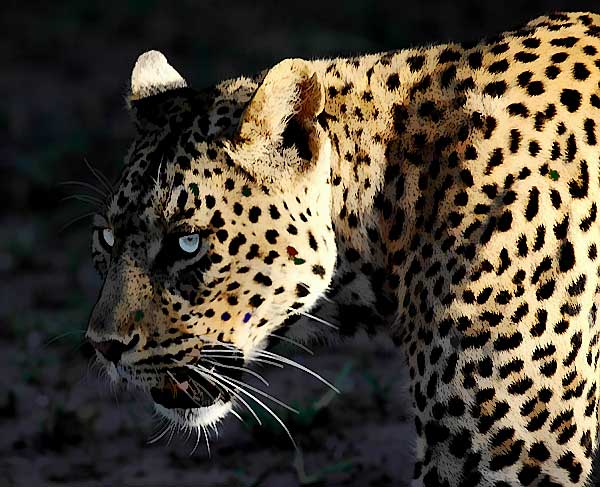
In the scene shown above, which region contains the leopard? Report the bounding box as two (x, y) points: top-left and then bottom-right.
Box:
(86, 11), (600, 486)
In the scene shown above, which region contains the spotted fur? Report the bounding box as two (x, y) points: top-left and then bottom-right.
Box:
(87, 12), (600, 486)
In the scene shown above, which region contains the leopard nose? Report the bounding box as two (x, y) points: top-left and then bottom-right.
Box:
(90, 334), (140, 364)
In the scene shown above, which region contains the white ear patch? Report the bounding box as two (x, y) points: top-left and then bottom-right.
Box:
(130, 50), (188, 101)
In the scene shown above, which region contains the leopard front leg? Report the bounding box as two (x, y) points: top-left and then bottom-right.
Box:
(403, 300), (600, 487)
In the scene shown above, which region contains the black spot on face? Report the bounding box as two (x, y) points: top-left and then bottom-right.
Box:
(265, 230), (279, 244)
(483, 81), (507, 97)
(312, 264), (325, 277)
(228, 233), (247, 256)
(490, 42), (509, 55)
(407, 54), (426, 72)
(488, 59), (509, 73)
(387, 73), (400, 90)
(248, 206), (261, 223)
(514, 51), (538, 63)
(296, 284), (310, 298)
(176, 189), (188, 211)
(269, 205), (281, 219)
(216, 229), (229, 243)
(248, 294), (265, 308)
(439, 48), (461, 63)
(550, 37), (578, 48)
(517, 71), (533, 87)
(507, 103), (529, 117)
(560, 89), (582, 112)
(210, 210), (225, 228)
(308, 232), (318, 251)
(525, 187), (539, 221)
(468, 51), (483, 69)
(253, 272), (272, 287)
(205, 195), (216, 209)
(440, 65), (457, 88)
(522, 37), (540, 49)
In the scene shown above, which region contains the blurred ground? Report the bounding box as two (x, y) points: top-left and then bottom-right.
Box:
(2, 1), (600, 486)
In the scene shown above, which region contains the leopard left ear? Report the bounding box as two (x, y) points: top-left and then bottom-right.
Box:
(129, 50), (188, 102)
(126, 51), (194, 130)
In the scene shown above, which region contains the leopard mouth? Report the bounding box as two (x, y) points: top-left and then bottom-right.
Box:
(151, 364), (239, 429)
(149, 344), (245, 425)
(150, 366), (229, 409)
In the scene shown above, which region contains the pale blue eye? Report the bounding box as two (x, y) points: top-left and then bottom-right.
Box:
(102, 228), (114, 247)
(178, 234), (200, 253)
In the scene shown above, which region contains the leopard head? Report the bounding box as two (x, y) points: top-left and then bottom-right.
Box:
(86, 51), (337, 430)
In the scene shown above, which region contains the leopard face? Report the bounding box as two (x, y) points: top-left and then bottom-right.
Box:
(87, 52), (336, 429)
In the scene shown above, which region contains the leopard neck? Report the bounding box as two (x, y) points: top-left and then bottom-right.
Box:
(310, 47), (456, 329)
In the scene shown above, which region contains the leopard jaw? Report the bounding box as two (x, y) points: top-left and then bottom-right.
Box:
(154, 399), (232, 430)
(99, 358), (227, 428)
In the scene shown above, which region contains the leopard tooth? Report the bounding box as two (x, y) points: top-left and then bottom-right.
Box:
(130, 50), (187, 100)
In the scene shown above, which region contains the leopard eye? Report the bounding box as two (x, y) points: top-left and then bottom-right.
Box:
(178, 234), (200, 254)
(100, 228), (114, 248)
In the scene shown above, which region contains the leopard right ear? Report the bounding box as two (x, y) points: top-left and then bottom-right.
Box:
(127, 51), (190, 129)
(234, 58), (324, 145)
(227, 58), (326, 182)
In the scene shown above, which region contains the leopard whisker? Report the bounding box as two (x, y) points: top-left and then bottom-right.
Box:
(202, 359), (270, 386)
(257, 349), (339, 393)
(196, 349), (241, 355)
(202, 425), (211, 457)
(60, 211), (97, 232)
(60, 180), (109, 198)
(289, 308), (339, 330)
(149, 415), (170, 444)
(167, 420), (177, 445)
(199, 372), (263, 426)
(148, 421), (174, 445)
(230, 409), (244, 423)
(202, 354), (285, 369)
(226, 390), (263, 427)
(84, 157), (114, 196)
(190, 426), (202, 456)
(183, 423), (193, 443)
(195, 364), (297, 450)
(43, 329), (86, 348)
(177, 361), (263, 426)
(267, 333), (314, 355)
(199, 364), (297, 414)
(62, 193), (105, 205)
(203, 340), (242, 352)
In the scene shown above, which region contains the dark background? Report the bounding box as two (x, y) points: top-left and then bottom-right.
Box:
(2, 1), (599, 486)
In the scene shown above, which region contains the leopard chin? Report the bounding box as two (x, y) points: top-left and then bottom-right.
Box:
(154, 400), (233, 429)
